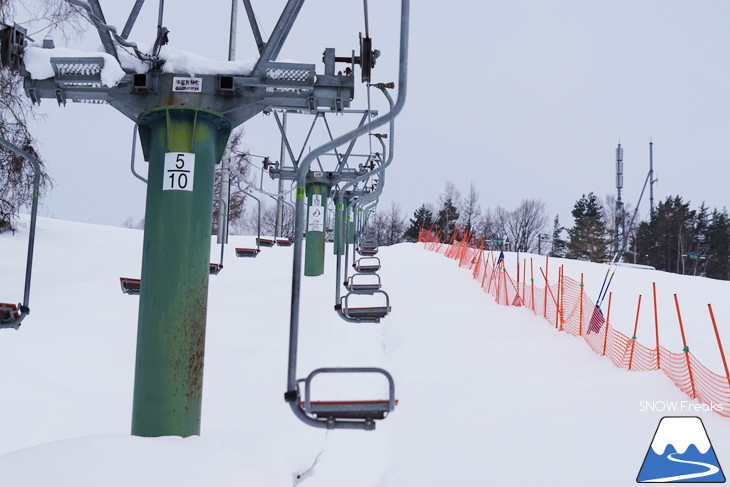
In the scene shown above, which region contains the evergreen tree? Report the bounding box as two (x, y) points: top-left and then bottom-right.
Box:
(566, 192), (609, 262)
(437, 198), (460, 242)
(633, 196), (696, 273)
(705, 208), (730, 280)
(549, 214), (567, 257)
(404, 203), (434, 242)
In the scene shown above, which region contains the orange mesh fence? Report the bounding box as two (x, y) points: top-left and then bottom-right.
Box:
(419, 229), (730, 418)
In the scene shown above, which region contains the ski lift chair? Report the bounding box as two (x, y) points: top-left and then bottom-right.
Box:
(209, 263), (223, 275)
(0, 303), (21, 327)
(120, 277), (141, 295)
(345, 273), (382, 294)
(358, 244), (378, 256)
(295, 368), (397, 430)
(337, 290), (391, 323)
(256, 237), (275, 247)
(235, 247), (260, 258)
(353, 256), (381, 273)
(276, 237), (293, 246)
(0, 135), (40, 330)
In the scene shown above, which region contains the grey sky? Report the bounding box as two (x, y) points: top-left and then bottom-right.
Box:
(25, 1), (730, 231)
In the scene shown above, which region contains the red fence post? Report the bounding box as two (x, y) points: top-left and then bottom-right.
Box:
(628, 295), (643, 371)
(673, 294), (696, 398)
(653, 282), (661, 370)
(555, 266), (562, 330)
(579, 273), (584, 335)
(707, 304), (730, 390)
(522, 258), (527, 304)
(602, 292), (613, 356)
(542, 255), (549, 319)
(530, 258), (535, 314)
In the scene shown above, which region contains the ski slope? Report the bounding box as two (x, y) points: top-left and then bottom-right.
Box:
(1, 216), (729, 486)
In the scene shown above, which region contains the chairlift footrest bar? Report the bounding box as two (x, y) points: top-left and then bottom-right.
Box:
(346, 283), (382, 293)
(302, 400), (398, 420)
(354, 265), (381, 273)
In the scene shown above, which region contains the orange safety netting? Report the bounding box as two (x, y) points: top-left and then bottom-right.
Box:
(419, 228), (730, 417)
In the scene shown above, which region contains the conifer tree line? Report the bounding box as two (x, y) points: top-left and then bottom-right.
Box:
(391, 183), (730, 281)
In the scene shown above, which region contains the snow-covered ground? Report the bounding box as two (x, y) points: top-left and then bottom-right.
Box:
(1, 217), (729, 486)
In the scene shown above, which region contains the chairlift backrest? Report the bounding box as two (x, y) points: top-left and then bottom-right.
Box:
(338, 290), (391, 323)
(298, 367), (396, 430)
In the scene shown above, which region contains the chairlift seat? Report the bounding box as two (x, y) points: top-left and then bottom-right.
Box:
(343, 306), (391, 320)
(358, 247), (378, 256)
(346, 283), (382, 293)
(354, 263), (381, 273)
(120, 277), (141, 295)
(0, 303), (20, 323)
(257, 237), (275, 247)
(235, 247), (260, 257)
(209, 263), (222, 275)
(303, 399), (399, 420)
(276, 238), (293, 247)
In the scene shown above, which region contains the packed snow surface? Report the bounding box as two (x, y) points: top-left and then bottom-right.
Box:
(1, 216), (729, 486)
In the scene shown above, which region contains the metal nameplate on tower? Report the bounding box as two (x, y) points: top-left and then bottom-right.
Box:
(173, 77), (203, 93)
(308, 194), (324, 232)
(163, 152), (195, 191)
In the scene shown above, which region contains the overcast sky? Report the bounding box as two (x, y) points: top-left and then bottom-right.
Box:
(22, 0), (730, 232)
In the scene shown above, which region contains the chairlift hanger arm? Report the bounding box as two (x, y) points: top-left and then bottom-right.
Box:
(213, 196), (228, 270)
(0, 135), (41, 330)
(286, 0), (409, 426)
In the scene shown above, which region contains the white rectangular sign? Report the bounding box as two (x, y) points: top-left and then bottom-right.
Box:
(173, 77), (203, 93)
(163, 152), (195, 191)
(308, 195), (325, 232)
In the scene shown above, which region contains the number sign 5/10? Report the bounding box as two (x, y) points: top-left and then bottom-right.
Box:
(163, 152), (196, 191)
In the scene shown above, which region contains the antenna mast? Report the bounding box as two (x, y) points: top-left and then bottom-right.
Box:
(649, 139), (655, 217)
(615, 142), (624, 255)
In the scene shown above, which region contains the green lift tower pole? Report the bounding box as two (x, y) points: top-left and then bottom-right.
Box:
(132, 107), (231, 437)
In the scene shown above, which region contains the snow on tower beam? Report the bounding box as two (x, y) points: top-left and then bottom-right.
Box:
(22, 60), (354, 125)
